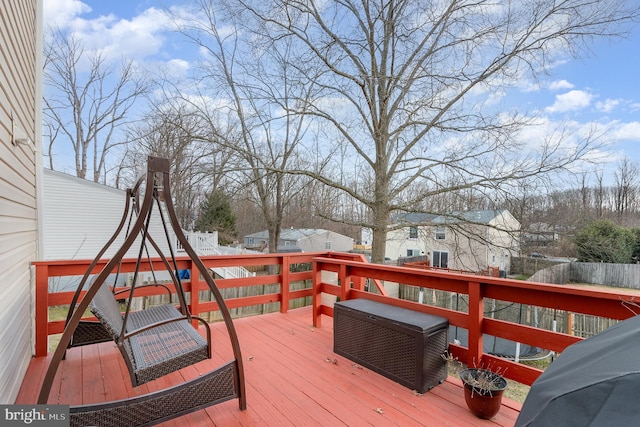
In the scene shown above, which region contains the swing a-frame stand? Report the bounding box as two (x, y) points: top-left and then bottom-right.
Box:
(38, 157), (246, 427)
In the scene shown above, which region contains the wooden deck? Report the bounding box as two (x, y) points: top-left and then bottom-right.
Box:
(17, 306), (521, 426)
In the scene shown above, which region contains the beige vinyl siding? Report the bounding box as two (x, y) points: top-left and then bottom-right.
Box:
(297, 230), (354, 252)
(385, 210), (520, 271)
(0, 0), (41, 403)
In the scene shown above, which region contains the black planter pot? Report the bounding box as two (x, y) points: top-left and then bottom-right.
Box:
(460, 368), (507, 419)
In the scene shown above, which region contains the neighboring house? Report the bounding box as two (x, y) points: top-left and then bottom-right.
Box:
(244, 228), (354, 253)
(386, 210), (520, 274)
(384, 213), (438, 260)
(0, 0), (42, 403)
(522, 222), (559, 245)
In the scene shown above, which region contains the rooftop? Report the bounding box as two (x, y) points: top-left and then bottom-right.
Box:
(245, 228), (349, 241)
(393, 210), (511, 226)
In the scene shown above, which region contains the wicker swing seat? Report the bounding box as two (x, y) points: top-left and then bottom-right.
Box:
(90, 283), (211, 387)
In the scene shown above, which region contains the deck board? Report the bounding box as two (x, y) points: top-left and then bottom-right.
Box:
(16, 306), (520, 426)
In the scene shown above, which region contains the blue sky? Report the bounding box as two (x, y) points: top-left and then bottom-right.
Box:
(43, 0), (640, 185)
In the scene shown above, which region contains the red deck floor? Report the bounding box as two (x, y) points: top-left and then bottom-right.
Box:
(16, 306), (521, 426)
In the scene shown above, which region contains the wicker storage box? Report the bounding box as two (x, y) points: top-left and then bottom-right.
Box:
(334, 299), (448, 393)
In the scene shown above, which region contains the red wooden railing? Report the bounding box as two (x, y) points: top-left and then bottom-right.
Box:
(311, 256), (639, 385)
(33, 252), (369, 357)
(34, 252), (638, 386)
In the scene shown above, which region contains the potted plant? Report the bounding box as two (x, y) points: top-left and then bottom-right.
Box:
(442, 352), (508, 419)
(459, 367), (507, 419)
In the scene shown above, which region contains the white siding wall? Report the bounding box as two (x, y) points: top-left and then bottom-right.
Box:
(298, 230), (354, 252)
(43, 169), (130, 259)
(43, 169), (176, 262)
(383, 228), (406, 260)
(385, 227), (426, 260)
(487, 211), (521, 271)
(0, 0), (41, 403)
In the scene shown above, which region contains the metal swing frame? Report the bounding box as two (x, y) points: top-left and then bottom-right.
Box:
(38, 157), (246, 427)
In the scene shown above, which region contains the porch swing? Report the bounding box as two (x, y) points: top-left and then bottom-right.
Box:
(38, 157), (246, 427)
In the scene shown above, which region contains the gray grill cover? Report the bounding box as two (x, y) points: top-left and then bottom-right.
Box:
(516, 314), (640, 426)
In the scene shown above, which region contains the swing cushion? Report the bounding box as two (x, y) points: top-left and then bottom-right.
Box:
(90, 284), (210, 387)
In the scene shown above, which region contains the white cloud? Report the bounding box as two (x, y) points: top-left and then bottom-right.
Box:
(610, 121), (640, 141)
(149, 58), (191, 82)
(518, 80), (542, 93)
(548, 80), (574, 91)
(164, 59), (190, 77)
(596, 99), (621, 113)
(79, 8), (173, 61)
(545, 90), (593, 113)
(43, 0), (91, 28)
(44, 3), (174, 64)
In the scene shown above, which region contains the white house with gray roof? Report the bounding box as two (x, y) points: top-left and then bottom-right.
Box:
(386, 210), (520, 274)
(244, 228), (354, 253)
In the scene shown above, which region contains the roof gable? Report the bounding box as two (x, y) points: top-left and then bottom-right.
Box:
(432, 210), (506, 225)
(394, 210), (511, 225)
(245, 228), (350, 241)
(393, 212), (438, 224)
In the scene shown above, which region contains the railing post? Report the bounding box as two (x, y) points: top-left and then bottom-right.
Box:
(35, 264), (49, 357)
(467, 281), (484, 367)
(280, 255), (290, 313)
(351, 274), (365, 291)
(339, 263), (349, 301)
(312, 259), (322, 327)
(190, 260), (201, 325)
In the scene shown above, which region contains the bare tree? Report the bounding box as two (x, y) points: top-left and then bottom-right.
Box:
(43, 121), (60, 170)
(43, 28), (149, 182)
(594, 171), (606, 220)
(231, 0), (639, 262)
(118, 101), (234, 229)
(613, 157), (639, 222)
(171, 2), (318, 252)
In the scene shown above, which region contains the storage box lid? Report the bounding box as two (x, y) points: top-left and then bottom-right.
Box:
(335, 299), (448, 332)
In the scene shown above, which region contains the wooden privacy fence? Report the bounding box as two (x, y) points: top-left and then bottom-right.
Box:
(570, 262), (640, 289)
(513, 258), (640, 290)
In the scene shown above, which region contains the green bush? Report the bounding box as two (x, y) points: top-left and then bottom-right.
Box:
(574, 220), (638, 263)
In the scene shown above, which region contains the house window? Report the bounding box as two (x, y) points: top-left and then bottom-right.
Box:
(407, 249), (420, 257)
(435, 227), (446, 240)
(325, 241), (332, 249)
(433, 251), (448, 268)
(409, 226), (418, 239)
(248, 238), (254, 244)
